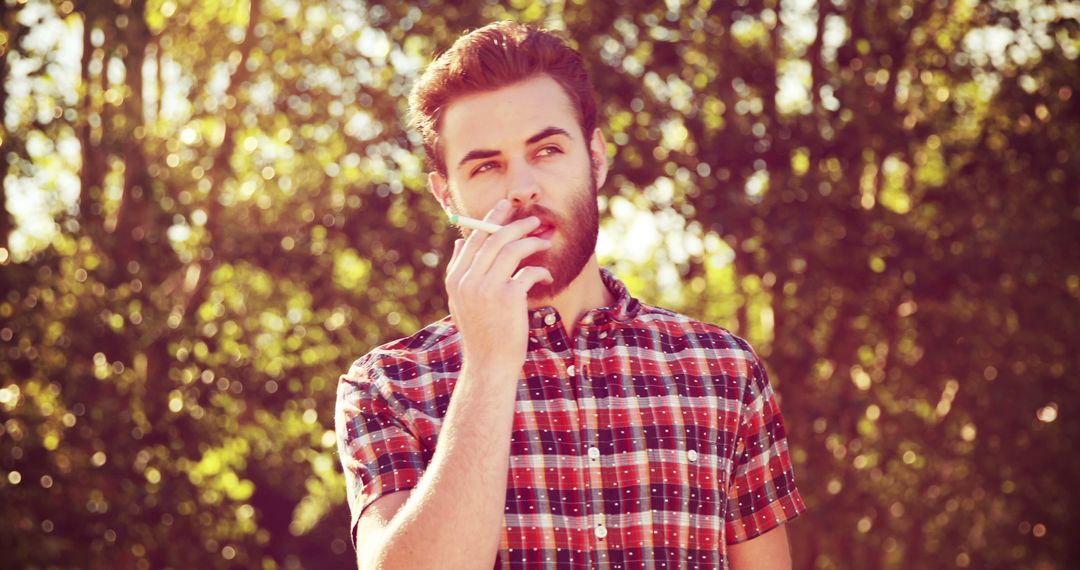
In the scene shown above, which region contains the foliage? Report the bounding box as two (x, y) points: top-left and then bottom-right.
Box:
(1, 0), (1077, 568)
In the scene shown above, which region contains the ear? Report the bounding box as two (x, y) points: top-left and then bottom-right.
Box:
(588, 128), (609, 188)
(428, 171), (454, 215)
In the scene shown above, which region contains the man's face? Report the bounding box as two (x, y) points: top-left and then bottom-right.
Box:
(430, 74), (608, 300)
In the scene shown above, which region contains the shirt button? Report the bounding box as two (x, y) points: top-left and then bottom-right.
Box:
(543, 314), (556, 326)
(587, 446), (600, 460)
(595, 524), (608, 539)
(567, 365), (576, 376)
(598, 331), (608, 339)
(687, 450), (699, 462)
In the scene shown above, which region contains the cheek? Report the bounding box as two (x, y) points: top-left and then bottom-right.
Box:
(537, 160), (589, 195)
(560, 157), (595, 190)
(448, 179), (501, 217)
(474, 192), (507, 217)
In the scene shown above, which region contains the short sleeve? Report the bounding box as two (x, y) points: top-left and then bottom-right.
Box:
(335, 355), (427, 551)
(724, 346), (807, 544)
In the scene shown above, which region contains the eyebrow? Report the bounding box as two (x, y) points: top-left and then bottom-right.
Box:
(456, 126), (572, 170)
(526, 126), (571, 145)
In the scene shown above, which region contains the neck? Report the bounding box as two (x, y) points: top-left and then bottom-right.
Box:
(528, 256), (616, 338)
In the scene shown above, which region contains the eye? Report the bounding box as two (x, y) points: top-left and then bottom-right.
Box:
(536, 145), (563, 158)
(471, 161), (498, 177)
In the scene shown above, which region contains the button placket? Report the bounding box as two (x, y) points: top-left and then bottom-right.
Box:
(583, 424), (607, 546)
(575, 358), (606, 552)
(593, 498), (608, 540)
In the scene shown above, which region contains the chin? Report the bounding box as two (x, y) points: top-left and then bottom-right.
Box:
(526, 280), (561, 301)
(519, 218), (597, 302)
(521, 251), (586, 302)
(521, 252), (560, 300)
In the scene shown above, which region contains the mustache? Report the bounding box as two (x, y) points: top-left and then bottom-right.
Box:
(511, 205), (559, 227)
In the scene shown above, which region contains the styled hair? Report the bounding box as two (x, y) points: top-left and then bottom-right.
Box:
(407, 21), (598, 176)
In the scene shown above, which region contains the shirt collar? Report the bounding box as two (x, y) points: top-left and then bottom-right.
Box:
(527, 267), (641, 331)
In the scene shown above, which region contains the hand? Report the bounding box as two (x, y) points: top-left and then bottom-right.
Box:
(445, 199), (553, 376)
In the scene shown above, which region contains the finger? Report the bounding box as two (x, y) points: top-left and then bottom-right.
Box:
(510, 265), (555, 294)
(468, 215), (543, 278)
(481, 198), (516, 225)
(446, 240), (465, 312)
(486, 237), (552, 281)
(453, 199), (512, 281)
(446, 238), (465, 277)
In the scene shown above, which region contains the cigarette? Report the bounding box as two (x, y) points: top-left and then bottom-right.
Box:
(449, 214), (504, 233)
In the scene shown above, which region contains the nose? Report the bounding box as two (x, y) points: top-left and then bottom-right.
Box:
(506, 161), (542, 209)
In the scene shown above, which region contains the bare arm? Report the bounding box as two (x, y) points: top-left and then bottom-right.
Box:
(355, 199), (553, 570)
(356, 364), (520, 570)
(727, 524), (793, 570)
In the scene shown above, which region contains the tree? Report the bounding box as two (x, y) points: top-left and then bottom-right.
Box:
(2, 0), (1076, 568)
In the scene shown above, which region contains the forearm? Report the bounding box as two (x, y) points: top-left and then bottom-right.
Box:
(365, 364), (518, 570)
(727, 525), (793, 570)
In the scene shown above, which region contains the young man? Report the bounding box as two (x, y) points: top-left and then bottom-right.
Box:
(336, 21), (807, 570)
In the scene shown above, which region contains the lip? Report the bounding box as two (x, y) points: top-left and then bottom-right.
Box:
(527, 223), (556, 239)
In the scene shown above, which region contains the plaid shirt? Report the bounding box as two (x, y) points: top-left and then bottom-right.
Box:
(336, 268), (807, 569)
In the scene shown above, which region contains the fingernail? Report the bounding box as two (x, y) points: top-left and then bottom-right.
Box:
(495, 199), (508, 210)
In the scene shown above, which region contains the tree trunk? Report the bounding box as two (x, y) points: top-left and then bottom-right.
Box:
(78, 12), (106, 246)
(0, 2), (28, 253)
(112, 0), (152, 280)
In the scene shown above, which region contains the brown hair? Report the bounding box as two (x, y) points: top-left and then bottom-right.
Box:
(407, 21), (598, 176)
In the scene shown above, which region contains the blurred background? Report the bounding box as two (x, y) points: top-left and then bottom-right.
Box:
(1, 0), (1077, 568)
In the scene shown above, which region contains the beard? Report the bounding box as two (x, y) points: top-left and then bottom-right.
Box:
(447, 165), (600, 301)
(513, 170), (599, 301)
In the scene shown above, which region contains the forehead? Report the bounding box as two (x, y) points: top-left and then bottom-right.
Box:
(440, 74), (580, 164)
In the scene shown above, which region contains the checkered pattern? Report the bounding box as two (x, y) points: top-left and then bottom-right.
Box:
(336, 268), (807, 569)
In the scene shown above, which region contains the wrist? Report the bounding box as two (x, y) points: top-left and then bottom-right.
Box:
(459, 355), (521, 386)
